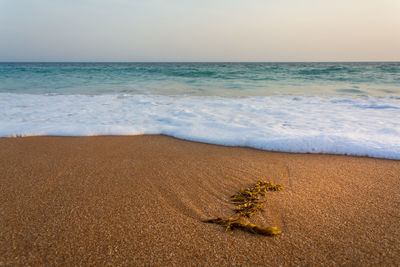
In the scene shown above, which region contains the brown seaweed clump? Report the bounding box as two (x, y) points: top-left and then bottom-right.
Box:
(203, 180), (282, 236)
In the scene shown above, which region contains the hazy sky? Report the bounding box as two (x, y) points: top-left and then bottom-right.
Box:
(0, 0), (399, 62)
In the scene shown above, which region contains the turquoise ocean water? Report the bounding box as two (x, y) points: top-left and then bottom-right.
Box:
(1, 62), (399, 96)
(0, 62), (399, 159)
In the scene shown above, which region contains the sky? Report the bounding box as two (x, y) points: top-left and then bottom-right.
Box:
(0, 0), (399, 62)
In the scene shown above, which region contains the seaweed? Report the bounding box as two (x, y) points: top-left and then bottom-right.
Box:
(203, 180), (282, 236)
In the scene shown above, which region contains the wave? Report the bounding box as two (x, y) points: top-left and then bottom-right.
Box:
(335, 88), (366, 94)
(1, 93), (399, 160)
(296, 65), (356, 75)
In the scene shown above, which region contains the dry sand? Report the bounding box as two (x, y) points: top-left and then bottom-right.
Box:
(0, 135), (399, 266)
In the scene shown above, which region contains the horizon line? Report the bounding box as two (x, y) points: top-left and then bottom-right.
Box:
(1, 60), (399, 63)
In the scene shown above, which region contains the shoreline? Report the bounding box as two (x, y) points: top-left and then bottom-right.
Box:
(2, 134), (399, 162)
(1, 135), (399, 265)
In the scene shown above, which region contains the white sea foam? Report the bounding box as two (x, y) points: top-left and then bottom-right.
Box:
(0, 93), (399, 160)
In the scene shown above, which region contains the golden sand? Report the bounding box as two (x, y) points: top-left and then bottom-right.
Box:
(0, 135), (399, 266)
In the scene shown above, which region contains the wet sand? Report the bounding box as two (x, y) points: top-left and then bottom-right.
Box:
(0, 135), (399, 266)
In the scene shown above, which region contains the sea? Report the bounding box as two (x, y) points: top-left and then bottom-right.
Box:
(0, 62), (399, 160)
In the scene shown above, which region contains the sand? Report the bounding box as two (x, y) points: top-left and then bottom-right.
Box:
(0, 135), (399, 266)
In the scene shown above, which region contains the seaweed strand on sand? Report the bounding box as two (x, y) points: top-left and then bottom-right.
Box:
(203, 180), (282, 236)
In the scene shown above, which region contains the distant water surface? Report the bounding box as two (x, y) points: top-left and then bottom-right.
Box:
(0, 62), (399, 96)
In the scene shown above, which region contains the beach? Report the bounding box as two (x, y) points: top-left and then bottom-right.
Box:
(1, 135), (399, 266)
